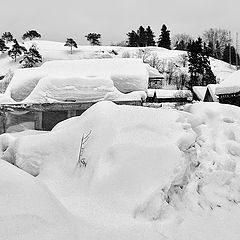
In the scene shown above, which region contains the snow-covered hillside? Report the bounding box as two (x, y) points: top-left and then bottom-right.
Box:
(0, 40), (235, 82)
(1, 101), (240, 239)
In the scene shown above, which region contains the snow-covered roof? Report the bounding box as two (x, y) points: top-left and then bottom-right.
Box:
(205, 84), (219, 102)
(215, 70), (240, 95)
(155, 89), (192, 99)
(192, 86), (207, 101)
(2, 58), (149, 103)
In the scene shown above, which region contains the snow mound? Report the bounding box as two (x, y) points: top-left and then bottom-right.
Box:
(215, 70), (240, 95)
(2, 58), (149, 103)
(1, 101), (240, 239)
(0, 160), (80, 240)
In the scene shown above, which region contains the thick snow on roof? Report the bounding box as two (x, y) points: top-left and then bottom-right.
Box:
(2, 58), (149, 103)
(215, 70), (240, 95)
(1, 101), (240, 239)
(154, 89), (192, 99)
(206, 84), (219, 102)
(192, 86), (207, 101)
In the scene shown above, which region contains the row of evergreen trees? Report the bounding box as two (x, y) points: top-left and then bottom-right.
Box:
(127, 26), (239, 67)
(127, 24), (171, 49)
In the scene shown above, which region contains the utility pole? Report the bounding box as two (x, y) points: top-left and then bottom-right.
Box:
(229, 31), (232, 67)
(236, 32), (239, 69)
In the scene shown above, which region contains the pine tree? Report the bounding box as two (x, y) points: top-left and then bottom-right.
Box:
(0, 39), (9, 53)
(8, 39), (27, 62)
(85, 33), (101, 46)
(188, 38), (216, 89)
(222, 44), (240, 65)
(1, 32), (13, 43)
(145, 26), (156, 46)
(22, 30), (41, 41)
(20, 44), (42, 68)
(202, 43), (216, 85)
(157, 24), (171, 49)
(207, 41), (214, 57)
(215, 41), (222, 59)
(137, 26), (147, 47)
(64, 38), (78, 54)
(127, 30), (139, 47)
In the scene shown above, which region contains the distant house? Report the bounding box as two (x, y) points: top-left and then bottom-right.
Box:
(215, 70), (240, 106)
(192, 85), (219, 102)
(146, 89), (192, 103)
(217, 92), (240, 106)
(203, 84), (219, 102)
(192, 86), (207, 101)
(148, 75), (164, 89)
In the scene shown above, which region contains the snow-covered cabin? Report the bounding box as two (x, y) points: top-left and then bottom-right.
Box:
(0, 58), (151, 132)
(215, 70), (240, 106)
(146, 89), (192, 103)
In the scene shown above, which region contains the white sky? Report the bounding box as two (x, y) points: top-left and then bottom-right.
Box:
(1, 0), (239, 45)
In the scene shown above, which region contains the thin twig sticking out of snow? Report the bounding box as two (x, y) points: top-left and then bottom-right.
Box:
(76, 130), (92, 168)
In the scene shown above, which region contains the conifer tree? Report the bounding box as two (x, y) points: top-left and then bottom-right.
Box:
(127, 30), (139, 47)
(8, 39), (27, 62)
(1, 32), (13, 43)
(20, 44), (42, 68)
(0, 39), (9, 53)
(222, 45), (240, 65)
(137, 26), (147, 47)
(22, 30), (41, 41)
(64, 38), (78, 54)
(157, 24), (171, 49)
(146, 26), (156, 46)
(188, 37), (216, 89)
(85, 33), (101, 46)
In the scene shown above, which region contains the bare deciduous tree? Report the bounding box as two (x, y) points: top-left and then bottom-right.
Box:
(77, 130), (92, 168)
(172, 33), (193, 50)
(202, 28), (230, 59)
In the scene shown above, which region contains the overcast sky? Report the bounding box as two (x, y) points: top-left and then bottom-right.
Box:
(1, 0), (239, 45)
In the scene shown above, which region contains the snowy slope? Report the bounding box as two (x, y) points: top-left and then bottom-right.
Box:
(1, 101), (240, 239)
(0, 40), (235, 82)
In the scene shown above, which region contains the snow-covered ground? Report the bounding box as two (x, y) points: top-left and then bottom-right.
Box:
(0, 40), (235, 82)
(1, 101), (240, 239)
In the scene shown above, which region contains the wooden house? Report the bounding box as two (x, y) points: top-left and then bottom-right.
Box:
(217, 92), (240, 106)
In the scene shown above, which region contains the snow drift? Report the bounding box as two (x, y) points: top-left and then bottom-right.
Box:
(1, 101), (240, 239)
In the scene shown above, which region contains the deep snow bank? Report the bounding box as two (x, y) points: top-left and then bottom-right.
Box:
(2, 58), (150, 103)
(1, 101), (240, 239)
(0, 160), (80, 240)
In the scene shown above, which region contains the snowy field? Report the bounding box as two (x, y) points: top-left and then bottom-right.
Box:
(1, 101), (240, 239)
(0, 40), (235, 82)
